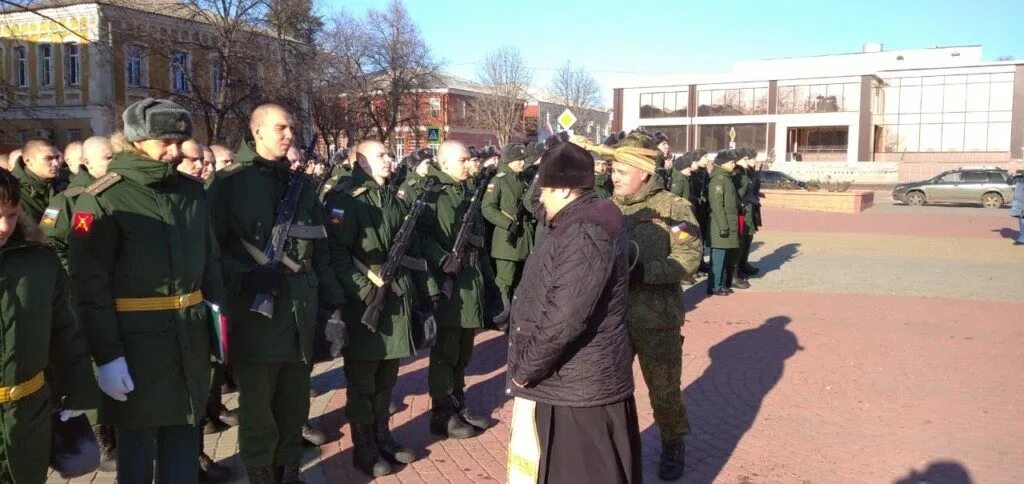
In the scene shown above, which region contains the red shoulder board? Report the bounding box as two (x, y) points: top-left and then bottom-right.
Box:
(71, 212), (95, 237)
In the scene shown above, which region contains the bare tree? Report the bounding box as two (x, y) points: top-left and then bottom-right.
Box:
(547, 61), (603, 132)
(472, 46), (531, 146)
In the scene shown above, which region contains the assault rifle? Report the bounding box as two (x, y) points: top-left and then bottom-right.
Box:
(250, 134), (322, 319)
(440, 169), (494, 297)
(361, 176), (439, 332)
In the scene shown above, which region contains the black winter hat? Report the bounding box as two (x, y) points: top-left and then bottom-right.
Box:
(501, 142), (526, 164)
(653, 131), (669, 144)
(543, 135), (564, 151)
(672, 153), (690, 171)
(537, 142), (595, 189)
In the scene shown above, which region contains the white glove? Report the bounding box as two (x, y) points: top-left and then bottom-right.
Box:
(59, 409), (87, 422)
(96, 357), (134, 402)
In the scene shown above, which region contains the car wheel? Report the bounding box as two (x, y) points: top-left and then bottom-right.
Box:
(905, 191), (926, 206)
(981, 192), (1004, 209)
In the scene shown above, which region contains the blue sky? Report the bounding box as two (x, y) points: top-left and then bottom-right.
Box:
(324, 0), (1023, 105)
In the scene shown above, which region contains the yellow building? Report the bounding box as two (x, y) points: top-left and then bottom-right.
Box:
(1, 0), (305, 151)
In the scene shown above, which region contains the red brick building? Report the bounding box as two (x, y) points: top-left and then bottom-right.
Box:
(388, 73), (499, 156)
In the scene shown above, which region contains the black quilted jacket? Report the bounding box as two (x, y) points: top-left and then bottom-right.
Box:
(507, 191), (634, 407)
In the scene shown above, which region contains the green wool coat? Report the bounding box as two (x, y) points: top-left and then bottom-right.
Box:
(594, 172), (613, 199)
(207, 141), (344, 364)
(670, 171), (691, 201)
(12, 160), (59, 222)
(735, 169), (758, 234)
(481, 164), (534, 261)
(0, 219), (99, 484)
(708, 166), (740, 249)
(417, 165), (494, 329)
(69, 151), (225, 429)
(40, 170), (95, 271)
(324, 167), (438, 360)
(613, 178), (703, 329)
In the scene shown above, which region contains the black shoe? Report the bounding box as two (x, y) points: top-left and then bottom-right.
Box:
(374, 419), (416, 464)
(1015, 241), (1024, 246)
(451, 394), (491, 430)
(199, 453), (232, 483)
(429, 398), (476, 439)
(658, 442), (685, 481)
(712, 288), (730, 296)
(246, 465), (276, 484)
(202, 417), (230, 435)
(732, 278), (751, 289)
(94, 425), (117, 473)
(281, 463), (305, 484)
(740, 264), (760, 276)
(352, 424), (393, 477)
(302, 423), (327, 446)
(216, 407), (239, 427)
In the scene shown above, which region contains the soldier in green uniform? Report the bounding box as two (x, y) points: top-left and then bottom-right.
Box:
(481, 143), (534, 301)
(668, 152), (692, 200)
(0, 169), (99, 484)
(325, 140), (437, 477)
(738, 151), (762, 277)
(730, 149), (755, 290)
(207, 104), (344, 484)
(708, 149), (740, 295)
(419, 140), (496, 439)
(40, 136), (113, 271)
(69, 98), (228, 484)
(591, 133), (701, 481)
(12, 138), (63, 221)
(397, 148), (434, 206)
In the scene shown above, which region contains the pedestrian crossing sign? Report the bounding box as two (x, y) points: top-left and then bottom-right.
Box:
(427, 126), (442, 143)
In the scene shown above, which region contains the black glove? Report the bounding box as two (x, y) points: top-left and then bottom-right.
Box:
(242, 263), (284, 293)
(719, 229), (730, 238)
(429, 295), (443, 313)
(629, 263), (645, 286)
(506, 220), (523, 243)
(324, 309), (348, 358)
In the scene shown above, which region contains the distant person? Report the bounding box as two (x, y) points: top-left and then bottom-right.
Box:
(13, 138), (62, 221)
(507, 142), (640, 484)
(210, 144), (235, 171)
(64, 141), (84, 174)
(178, 139), (205, 178)
(1012, 170), (1024, 246)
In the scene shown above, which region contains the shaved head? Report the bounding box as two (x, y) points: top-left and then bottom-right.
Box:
(356, 140), (392, 182)
(22, 138), (61, 180)
(250, 104), (294, 161)
(82, 136), (114, 178)
(210, 144), (234, 171)
(178, 139), (205, 177)
(436, 141), (470, 182)
(64, 141), (83, 174)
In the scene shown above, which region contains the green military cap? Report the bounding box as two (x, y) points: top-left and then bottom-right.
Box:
(122, 98), (193, 142)
(501, 142), (526, 164)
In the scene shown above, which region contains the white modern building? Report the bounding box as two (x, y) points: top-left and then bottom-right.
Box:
(612, 44), (1023, 181)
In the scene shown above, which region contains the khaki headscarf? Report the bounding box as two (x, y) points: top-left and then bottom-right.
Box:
(580, 132), (660, 174)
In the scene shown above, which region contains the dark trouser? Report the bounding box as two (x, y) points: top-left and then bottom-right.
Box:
(234, 361), (311, 468)
(344, 359), (400, 425)
(711, 248), (739, 290)
(535, 397), (642, 484)
(116, 425), (200, 484)
(494, 258), (524, 300)
(738, 232), (754, 269)
(206, 361), (226, 421)
(428, 328), (476, 399)
(628, 327), (689, 445)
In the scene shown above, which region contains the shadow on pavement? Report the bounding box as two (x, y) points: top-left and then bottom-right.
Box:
(641, 316), (801, 483)
(894, 460), (973, 484)
(754, 242), (800, 276)
(992, 227), (1021, 241)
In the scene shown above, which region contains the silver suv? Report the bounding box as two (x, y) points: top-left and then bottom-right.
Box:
(892, 168), (1014, 208)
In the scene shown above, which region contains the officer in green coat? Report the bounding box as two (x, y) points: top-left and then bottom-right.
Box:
(40, 136), (114, 271)
(0, 169), (99, 484)
(207, 104), (344, 484)
(12, 137), (63, 221)
(69, 98), (228, 484)
(594, 155), (613, 198)
(708, 149), (740, 295)
(481, 143), (534, 300)
(738, 150), (762, 277)
(730, 149), (755, 290)
(669, 152), (693, 201)
(591, 133), (701, 481)
(325, 140), (438, 477)
(397, 149), (434, 207)
(419, 140), (496, 440)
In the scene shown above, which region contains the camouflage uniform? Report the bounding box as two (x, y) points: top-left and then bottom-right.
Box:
(612, 177), (702, 447)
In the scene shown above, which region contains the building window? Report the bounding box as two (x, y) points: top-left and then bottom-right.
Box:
(64, 42), (81, 86)
(429, 97), (441, 118)
(777, 82), (859, 114)
(879, 73), (1013, 152)
(697, 124), (767, 152)
(66, 128), (83, 141)
(125, 45), (145, 88)
(210, 61), (222, 97)
(697, 87), (768, 116)
(459, 100), (467, 118)
(640, 90), (688, 118)
(37, 128), (54, 140)
(14, 46), (28, 88)
(396, 139), (404, 158)
(38, 44), (54, 87)
(170, 51), (189, 93)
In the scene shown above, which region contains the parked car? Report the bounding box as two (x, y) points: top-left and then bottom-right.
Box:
(892, 167), (1013, 208)
(758, 170), (807, 189)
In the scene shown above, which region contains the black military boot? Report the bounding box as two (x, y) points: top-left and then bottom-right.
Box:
(245, 466), (276, 484)
(451, 393), (491, 430)
(740, 263), (759, 276)
(199, 452), (232, 483)
(302, 422), (327, 446)
(374, 419), (416, 464)
(281, 462), (305, 484)
(430, 397), (476, 439)
(351, 424), (393, 477)
(658, 441), (685, 481)
(94, 424), (117, 472)
(732, 276), (751, 289)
